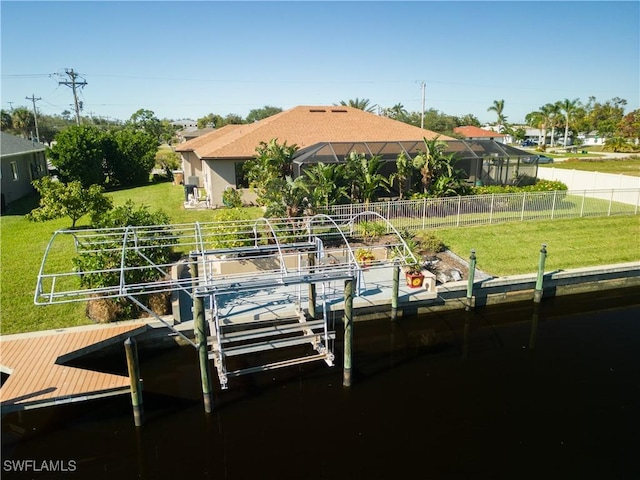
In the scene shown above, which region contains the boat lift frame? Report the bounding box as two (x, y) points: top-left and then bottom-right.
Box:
(35, 212), (418, 388)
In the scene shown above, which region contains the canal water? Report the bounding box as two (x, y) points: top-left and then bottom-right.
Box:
(2, 287), (640, 479)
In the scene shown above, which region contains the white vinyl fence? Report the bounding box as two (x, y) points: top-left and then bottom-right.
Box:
(322, 189), (640, 232)
(537, 167), (640, 191)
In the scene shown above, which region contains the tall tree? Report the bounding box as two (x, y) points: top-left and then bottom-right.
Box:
(1, 109), (13, 130)
(618, 109), (640, 142)
(11, 107), (34, 137)
(338, 98), (376, 113)
(126, 109), (163, 142)
(48, 125), (106, 186)
(384, 103), (408, 120)
(246, 105), (283, 123)
(103, 128), (158, 186)
(197, 113), (223, 129)
(547, 102), (562, 145)
(559, 98), (580, 147)
(487, 99), (507, 131)
(298, 162), (348, 210)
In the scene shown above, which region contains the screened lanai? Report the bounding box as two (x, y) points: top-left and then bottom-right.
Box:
(291, 139), (540, 187)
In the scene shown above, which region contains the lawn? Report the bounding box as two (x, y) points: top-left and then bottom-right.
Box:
(1, 181), (638, 335)
(548, 157), (640, 177)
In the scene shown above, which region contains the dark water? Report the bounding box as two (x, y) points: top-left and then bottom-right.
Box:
(3, 287), (640, 480)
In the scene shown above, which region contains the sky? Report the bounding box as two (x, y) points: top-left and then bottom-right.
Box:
(1, 1), (638, 125)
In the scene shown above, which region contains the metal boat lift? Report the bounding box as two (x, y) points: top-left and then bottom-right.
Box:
(35, 212), (418, 390)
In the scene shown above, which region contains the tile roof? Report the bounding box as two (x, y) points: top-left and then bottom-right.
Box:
(1, 131), (46, 157)
(176, 106), (453, 159)
(453, 126), (506, 138)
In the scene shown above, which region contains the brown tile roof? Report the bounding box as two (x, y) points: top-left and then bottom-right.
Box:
(175, 106), (453, 159)
(453, 126), (506, 138)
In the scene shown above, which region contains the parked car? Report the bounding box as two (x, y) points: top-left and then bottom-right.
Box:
(536, 155), (554, 164)
(521, 139), (537, 147)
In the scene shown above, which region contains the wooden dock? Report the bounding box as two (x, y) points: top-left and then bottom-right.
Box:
(0, 321), (148, 413)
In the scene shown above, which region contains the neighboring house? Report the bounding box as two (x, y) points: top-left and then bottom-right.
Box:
(578, 131), (605, 146)
(177, 127), (216, 143)
(171, 119), (198, 130)
(455, 125), (508, 144)
(1, 131), (48, 210)
(176, 105), (453, 207)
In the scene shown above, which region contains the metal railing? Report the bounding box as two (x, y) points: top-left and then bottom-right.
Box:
(322, 188), (640, 232)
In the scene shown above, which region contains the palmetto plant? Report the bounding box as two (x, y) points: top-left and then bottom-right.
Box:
(299, 162), (348, 210)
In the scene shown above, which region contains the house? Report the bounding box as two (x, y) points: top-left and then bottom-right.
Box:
(578, 131), (605, 146)
(1, 131), (48, 211)
(175, 106), (453, 207)
(454, 125), (508, 144)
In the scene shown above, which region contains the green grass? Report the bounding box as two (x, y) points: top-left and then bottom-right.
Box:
(1, 181), (638, 335)
(433, 216), (640, 276)
(547, 157), (640, 177)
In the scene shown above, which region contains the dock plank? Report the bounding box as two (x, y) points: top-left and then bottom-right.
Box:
(0, 322), (147, 412)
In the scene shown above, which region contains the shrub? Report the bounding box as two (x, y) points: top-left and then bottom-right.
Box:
(73, 201), (175, 320)
(471, 179), (568, 195)
(27, 177), (113, 228)
(415, 232), (446, 254)
(222, 187), (243, 208)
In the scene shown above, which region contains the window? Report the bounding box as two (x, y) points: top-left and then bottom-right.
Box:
(10, 162), (19, 181)
(235, 162), (249, 188)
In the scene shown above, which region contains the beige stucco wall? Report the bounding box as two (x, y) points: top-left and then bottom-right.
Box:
(180, 152), (203, 186)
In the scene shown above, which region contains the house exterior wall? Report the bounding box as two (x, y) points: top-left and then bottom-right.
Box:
(202, 159), (258, 207)
(1, 150), (48, 204)
(180, 152), (204, 186)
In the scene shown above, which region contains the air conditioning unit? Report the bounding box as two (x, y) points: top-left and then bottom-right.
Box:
(187, 176), (200, 187)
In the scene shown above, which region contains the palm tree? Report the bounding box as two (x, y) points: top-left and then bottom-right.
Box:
(299, 162), (348, 210)
(386, 103), (408, 120)
(537, 104), (556, 147)
(525, 110), (544, 145)
(547, 102), (562, 146)
(338, 98), (376, 113)
(560, 98), (580, 147)
(344, 152), (390, 203)
(487, 99), (507, 132)
(11, 108), (34, 137)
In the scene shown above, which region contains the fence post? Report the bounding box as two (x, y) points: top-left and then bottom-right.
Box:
(551, 191), (557, 219)
(608, 189), (614, 216)
(456, 196), (461, 227)
(489, 194), (494, 224)
(534, 243), (547, 303)
(580, 190), (586, 217)
(191, 260), (213, 414)
(520, 192), (526, 221)
(422, 197), (427, 230)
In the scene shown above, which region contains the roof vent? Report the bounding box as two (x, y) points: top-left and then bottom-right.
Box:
(309, 109), (326, 113)
(330, 109), (348, 113)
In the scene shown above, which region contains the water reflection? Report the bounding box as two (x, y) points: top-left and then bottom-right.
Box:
(3, 287), (640, 480)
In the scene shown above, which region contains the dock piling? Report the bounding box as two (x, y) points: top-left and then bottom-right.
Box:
(534, 244), (547, 303)
(343, 277), (354, 387)
(124, 337), (144, 427)
(391, 263), (400, 321)
(191, 259), (214, 413)
(466, 249), (477, 311)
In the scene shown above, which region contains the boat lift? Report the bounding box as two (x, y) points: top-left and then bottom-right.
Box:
(35, 212), (418, 390)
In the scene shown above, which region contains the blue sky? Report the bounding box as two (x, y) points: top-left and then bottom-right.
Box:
(2, 1), (638, 124)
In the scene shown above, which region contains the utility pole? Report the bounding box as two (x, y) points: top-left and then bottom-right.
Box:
(8, 101), (14, 111)
(58, 68), (87, 125)
(25, 94), (41, 143)
(420, 81), (426, 129)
